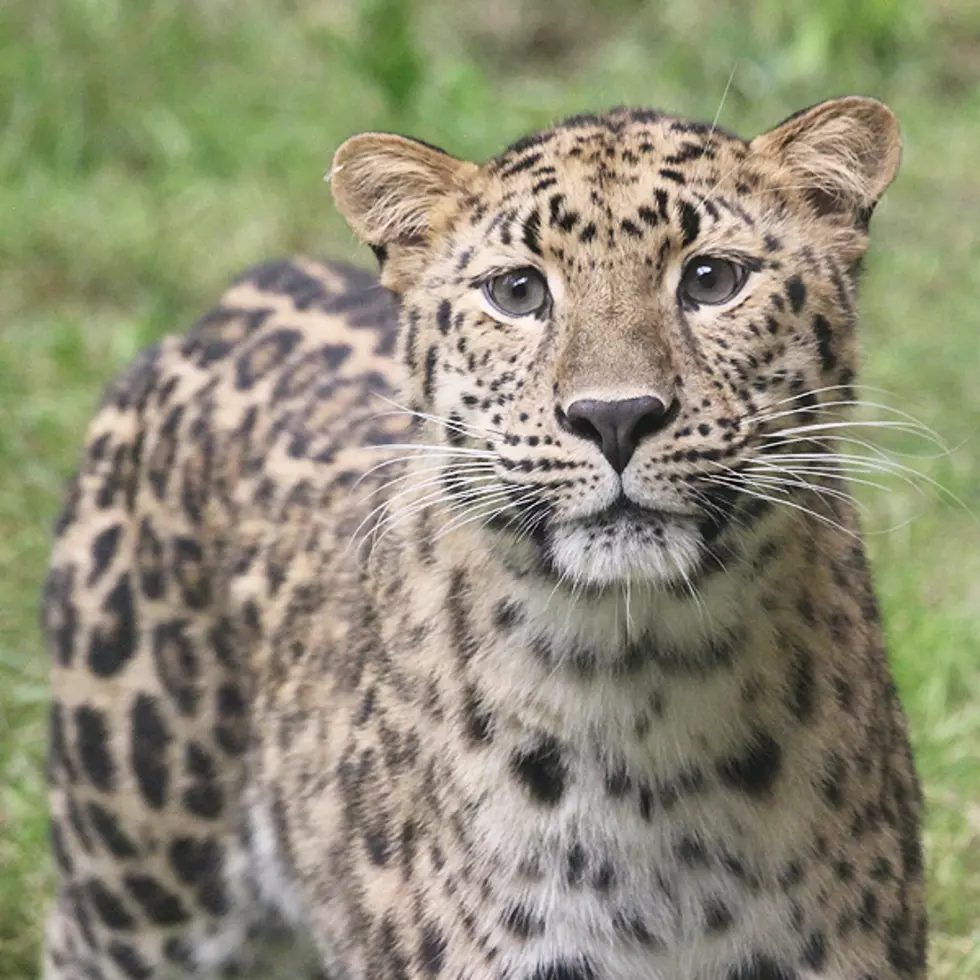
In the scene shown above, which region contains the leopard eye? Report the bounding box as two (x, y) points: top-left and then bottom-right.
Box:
(483, 267), (550, 318)
(678, 256), (747, 307)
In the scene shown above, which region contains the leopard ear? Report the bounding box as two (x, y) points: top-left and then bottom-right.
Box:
(751, 97), (902, 223)
(330, 133), (479, 289)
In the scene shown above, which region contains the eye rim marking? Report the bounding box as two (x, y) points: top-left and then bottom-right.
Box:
(481, 266), (552, 319)
(678, 255), (750, 309)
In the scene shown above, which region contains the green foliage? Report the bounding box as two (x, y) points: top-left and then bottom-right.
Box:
(1, 0), (978, 976)
(740, 0), (929, 77)
(352, 0), (426, 117)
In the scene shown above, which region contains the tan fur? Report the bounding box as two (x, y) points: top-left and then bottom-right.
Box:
(750, 97), (902, 213)
(41, 100), (925, 980)
(332, 134), (480, 289)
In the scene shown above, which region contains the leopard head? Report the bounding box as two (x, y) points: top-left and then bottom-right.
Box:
(330, 98), (901, 590)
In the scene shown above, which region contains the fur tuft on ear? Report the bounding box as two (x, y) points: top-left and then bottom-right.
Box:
(751, 97), (902, 221)
(329, 134), (478, 253)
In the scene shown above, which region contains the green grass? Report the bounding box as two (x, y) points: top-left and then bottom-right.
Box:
(1, 0), (978, 976)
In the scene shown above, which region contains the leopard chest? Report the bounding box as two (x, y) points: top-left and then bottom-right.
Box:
(395, 617), (806, 933)
(424, 680), (814, 980)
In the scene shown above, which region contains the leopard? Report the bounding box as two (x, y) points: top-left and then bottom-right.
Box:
(40, 96), (927, 980)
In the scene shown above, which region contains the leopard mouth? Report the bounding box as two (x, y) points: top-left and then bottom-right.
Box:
(571, 494), (697, 530)
(483, 486), (713, 589)
(513, 493), (708, 590)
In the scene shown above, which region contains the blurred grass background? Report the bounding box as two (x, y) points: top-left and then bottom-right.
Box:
(1, 0), (978, 976)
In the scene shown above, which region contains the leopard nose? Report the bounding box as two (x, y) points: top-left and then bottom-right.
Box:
(560, 395), (677, 473)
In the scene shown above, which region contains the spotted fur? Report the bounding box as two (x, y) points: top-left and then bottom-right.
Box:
(42, 99), (925, 980)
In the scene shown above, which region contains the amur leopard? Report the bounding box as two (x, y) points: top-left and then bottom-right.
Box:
(42, 97), (927, 980)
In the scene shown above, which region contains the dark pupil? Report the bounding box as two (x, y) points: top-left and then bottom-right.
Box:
(696, 263), (718, 289)
(509, 275), (530, 300)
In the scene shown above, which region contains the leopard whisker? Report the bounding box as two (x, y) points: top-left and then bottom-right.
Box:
(364, 483), (514, 564)
(694, 156), (749, 218)
(754, 450), (976, 519)
(358, 442), (498, 457)
(754, 383), (889, 410)
(356, 460), (498, 503)
(369, 409), (494, 443)
(760, 429), (953, 463)
(349, 466), (495, 547)
(472, 492), (549, 542)
(487, 487), (549, 541)
(512, 501), (551, 541)
(370, 391), (505, 439)
(729, 469), (858, 507)
(432, 487), (542, 543)
(744, 447), (933, 497)
(685, 483), (755, 539)
(700, 474), (860, 539)
(374, 479), (510, 538)
(734, 438), (970, 515)
(672, 555), (712, 630)
(717, 463), (945, 537)
(750, 400), (946, 448)
(763, 419), (948, 449)
(758, 447), (941, 482)
(691, 62), (738, 218)
(485, 495), (546, 542)
(353, 476), (505, 558)
(354, 451), (497, 488)
(711, 459), (861, 516)
(758, 432), (947, 466)
(744, 461), (892, 495)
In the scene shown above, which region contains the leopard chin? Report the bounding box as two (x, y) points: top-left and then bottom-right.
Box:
(540, 507), (706, 590)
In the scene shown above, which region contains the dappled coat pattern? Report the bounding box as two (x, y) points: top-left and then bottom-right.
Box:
(42, 99), (925, 980)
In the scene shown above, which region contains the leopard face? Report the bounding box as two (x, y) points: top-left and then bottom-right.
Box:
(331, 99), (900, 590)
